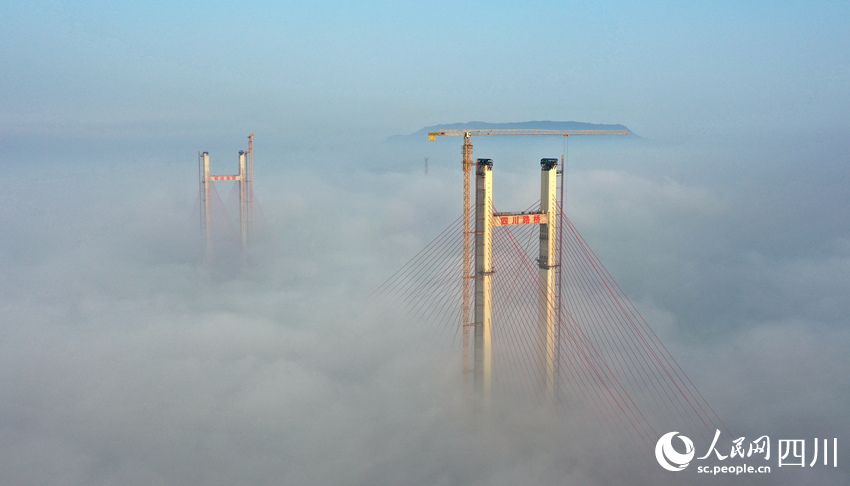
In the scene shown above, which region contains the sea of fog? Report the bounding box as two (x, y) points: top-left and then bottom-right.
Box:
(0, 132), (847, 485)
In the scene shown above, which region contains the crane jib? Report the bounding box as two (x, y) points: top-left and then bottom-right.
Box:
(428, 129), (627, 140)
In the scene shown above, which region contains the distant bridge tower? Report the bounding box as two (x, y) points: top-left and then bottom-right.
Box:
(198, 133), (255, 262)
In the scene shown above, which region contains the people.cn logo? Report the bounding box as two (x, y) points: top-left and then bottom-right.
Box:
(655, 432), (695, 471)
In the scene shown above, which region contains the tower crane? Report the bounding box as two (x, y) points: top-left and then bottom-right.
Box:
(428, 128), (628, 392)
(246, 133), (255, 250)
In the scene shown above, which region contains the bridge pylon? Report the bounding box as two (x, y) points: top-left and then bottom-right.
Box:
(472, 158), (562, 405)
(198, 134), (255, 264)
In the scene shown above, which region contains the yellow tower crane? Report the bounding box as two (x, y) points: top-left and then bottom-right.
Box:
(428, 128), (628, 394)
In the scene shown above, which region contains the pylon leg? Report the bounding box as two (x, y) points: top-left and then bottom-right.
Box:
(201, 152), (212, 263)
(474, 158), (494, 407)
(539, 160), (558, 398)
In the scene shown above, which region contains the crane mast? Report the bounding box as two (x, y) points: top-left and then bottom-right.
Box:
(429, 127), (628, 400)
(247, 133), (255, 250)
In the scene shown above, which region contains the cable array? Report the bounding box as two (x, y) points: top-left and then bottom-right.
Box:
(374, 206), (727, 446)
(198, 181), (272, 257)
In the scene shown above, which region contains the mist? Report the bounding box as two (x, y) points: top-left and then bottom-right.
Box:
(0, 127), (846, 485)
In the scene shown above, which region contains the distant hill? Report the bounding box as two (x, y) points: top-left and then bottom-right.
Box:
(387, 121), (634, 142)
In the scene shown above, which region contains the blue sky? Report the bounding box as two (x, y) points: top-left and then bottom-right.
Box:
(2, 1), (847, 146)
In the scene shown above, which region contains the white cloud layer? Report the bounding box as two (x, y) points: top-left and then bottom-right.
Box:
(1, 136), (847, 485)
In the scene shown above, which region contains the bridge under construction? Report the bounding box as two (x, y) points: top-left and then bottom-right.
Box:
(375, 129), (726, 446)
(198, 134), (257, 264)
